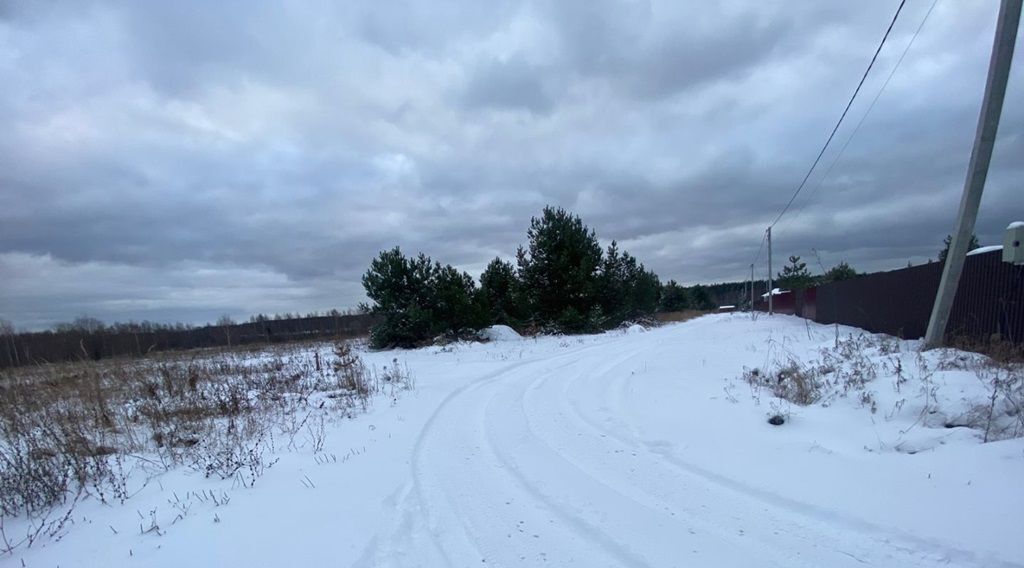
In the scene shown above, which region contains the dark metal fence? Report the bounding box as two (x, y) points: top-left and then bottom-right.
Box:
(946, 251), (1024, 342)
(812, 249), (1023, 342)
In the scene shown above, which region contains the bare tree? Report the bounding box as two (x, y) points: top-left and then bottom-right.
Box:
(55, 316), (105, 334)
(217, 314), (236, 347)
(0, 318), (18, 366)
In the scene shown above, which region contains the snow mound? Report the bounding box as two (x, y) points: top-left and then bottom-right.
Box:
(479, 325), (523, 342)
(967, 244), (1002, 256)
(761, 287), (788, 298)
(624, 324), (647, 334)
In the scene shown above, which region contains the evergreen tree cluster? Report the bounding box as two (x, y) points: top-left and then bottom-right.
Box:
(362, 206), (665, 348)
(361, 248), (487, 348)
(658, 280), (690, 312)
(773, 256), (859, 291)
(693, 256), (861, 310)
(766, 233), (977, 294)
(656, 281), (717, 312)
(938, 233), (980, 263)
(686, 284), (717, 311)
(775, 255), (815, 290)
(822, 261), (857, 283)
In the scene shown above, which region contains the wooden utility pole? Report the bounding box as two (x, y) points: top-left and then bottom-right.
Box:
(750, 263), (755, 314)
(925, 0), (1021, 348)
(767, 227), (774, 315)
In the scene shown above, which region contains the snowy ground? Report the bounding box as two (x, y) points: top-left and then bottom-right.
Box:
(7, 314), (1024, 567)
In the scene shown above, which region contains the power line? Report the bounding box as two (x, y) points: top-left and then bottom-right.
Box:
(783, 0), (940, 228)
(768, 0), (908, 228)
(749, 228), (768, 266)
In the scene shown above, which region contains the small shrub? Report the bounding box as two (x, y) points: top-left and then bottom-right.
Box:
(193, 428), (277, 488)
(743, 359), (821, 406)
(333, 342), (370, 396)
(972, 360), (1024, 442)
(0, 441), (71, 517)
(378, 358), (415, 392)
(776, 361), (821, 405)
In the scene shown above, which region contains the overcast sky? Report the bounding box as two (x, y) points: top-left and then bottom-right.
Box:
(1, 0), (1022, 330)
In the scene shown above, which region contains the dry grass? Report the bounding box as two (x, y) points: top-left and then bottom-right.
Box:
(949, 336), (1024, 364)
(739, 333), (1024, 441)
(0, 339), (412, 554)
(742, 359), (822, 406)
(654, 310), (708, 324)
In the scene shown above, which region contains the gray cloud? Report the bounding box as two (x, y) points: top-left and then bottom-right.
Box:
(459, 56), (556, 114)
(0, 0), (1022, 330)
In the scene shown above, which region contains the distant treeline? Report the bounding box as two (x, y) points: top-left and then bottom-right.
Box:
(701, 280), (768, 308)
(0, 311), (380, 370)
(700, 255), (863, 309)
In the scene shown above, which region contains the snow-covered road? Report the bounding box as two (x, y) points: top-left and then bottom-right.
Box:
(355, 316), (1019, 567)
(11, 315), (1024, 567)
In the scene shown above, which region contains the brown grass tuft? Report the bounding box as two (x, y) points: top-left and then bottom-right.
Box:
(654, 310), (708, 324)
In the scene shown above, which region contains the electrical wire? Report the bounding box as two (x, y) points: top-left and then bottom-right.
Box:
(749, 229), (768, 266)
(768, 0), (908, 229)
(782, 0), (940, 228)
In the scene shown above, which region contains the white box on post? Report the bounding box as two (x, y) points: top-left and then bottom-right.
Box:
(1004, 221), (1024, 264)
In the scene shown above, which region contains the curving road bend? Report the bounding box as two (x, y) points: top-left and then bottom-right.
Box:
(355, 322), (1008, 568)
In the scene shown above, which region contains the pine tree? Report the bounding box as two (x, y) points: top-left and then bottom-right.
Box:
(619, 251), (660, 319)
(776, 255), (814, 290)
(362, 248), (438, 347)
(688, 284), (716, 311)
(822, 261), (858, 282)
(430, 264), (484, 336)
(597, 242), (627, 324)
(479, 257), (524, 326)
(517, 207), (603, 332)
(595, 242), (661, 325)
(938, 233), (980, 263)
(362, 247), (483, 347)
(659, 280), (690, 312)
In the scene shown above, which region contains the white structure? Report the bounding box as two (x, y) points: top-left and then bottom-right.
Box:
(967, 245), (1003, 256)
(1004, 221), (1024, 264)
(760, 288), (788, 299)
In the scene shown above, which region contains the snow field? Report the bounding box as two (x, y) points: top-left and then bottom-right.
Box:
(7, 314), (1023, 567)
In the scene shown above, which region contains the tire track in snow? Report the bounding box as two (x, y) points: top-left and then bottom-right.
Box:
(481, 349), (661, 567)
(419, 331), (814, 566)
(356, 359), (538, 568)
(358, 323), (1002, 567)
(553, 329), (999, 567)
(487, 345), (806, 568)
(359, 340), (639, 567)
(423, 341), (664, 566)
(547, 340), (862, 567)
(503, 336), (819, 568)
